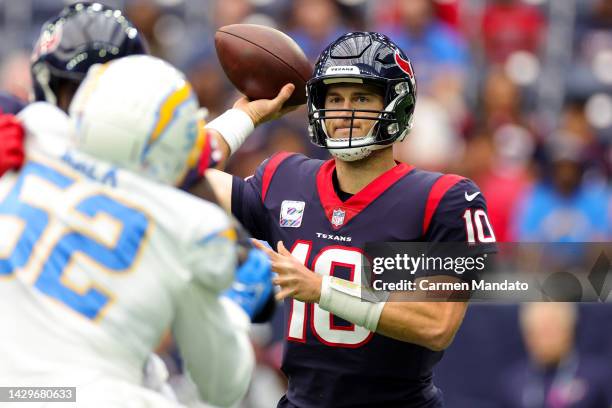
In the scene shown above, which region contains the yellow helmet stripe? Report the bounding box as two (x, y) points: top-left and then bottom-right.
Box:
(144, 82), (192, 156)
(186, 118), (207, 169)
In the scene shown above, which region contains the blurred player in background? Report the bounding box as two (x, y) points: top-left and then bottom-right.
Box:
(29, 2), (148, 112)
(0, 55), (255, 407)
(196, 32), (496, 407)
(0, 1), (147, 176)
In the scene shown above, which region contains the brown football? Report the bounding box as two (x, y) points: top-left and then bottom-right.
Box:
(214, 24), (312, 107)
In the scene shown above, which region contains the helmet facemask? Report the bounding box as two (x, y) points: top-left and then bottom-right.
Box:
(307, 77), (415, 161)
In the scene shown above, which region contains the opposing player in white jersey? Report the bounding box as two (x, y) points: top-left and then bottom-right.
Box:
(0, 56), (254, 407)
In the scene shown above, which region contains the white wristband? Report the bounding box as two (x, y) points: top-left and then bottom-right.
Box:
(205, 109), (254, 155)
(319, 276), (386, 332)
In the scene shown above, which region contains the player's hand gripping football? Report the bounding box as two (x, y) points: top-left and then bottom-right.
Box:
(233, 83), (297, 126)
(253, 239), (323, 303)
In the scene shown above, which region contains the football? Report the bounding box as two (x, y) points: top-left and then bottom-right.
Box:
(214, 24), (312, 107)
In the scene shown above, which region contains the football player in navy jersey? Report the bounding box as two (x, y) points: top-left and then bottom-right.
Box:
(199, 32), (497, 408)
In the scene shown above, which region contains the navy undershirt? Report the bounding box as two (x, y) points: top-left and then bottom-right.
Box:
(332, 170), (353, 202)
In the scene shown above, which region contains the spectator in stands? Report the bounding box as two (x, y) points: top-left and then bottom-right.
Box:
(571, 0), (612, 98)
(374, 0), (469, 100)
(125, 0), (165, 58)
(498, 303), (612, 407)
(286, 0), (347, 61)
(513, 132), (610, 242)
(184, 49), (234, 119)
(464, 125), (535, 242)
(472, 69), (530, 134)
(394, 95), (463, 172)
(212, 0), (253, 28)
(0, 51), (31, 103)
(480, 0), (545, 65)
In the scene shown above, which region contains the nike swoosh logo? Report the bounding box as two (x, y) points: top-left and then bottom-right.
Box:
(465, 191), (481, 202)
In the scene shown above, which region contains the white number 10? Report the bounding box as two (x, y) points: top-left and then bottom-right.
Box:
(463, 209), (496, 244)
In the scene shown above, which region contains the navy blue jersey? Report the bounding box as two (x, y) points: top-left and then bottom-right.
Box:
(0, 92), (26, 114)
(231, 152), (496, 408)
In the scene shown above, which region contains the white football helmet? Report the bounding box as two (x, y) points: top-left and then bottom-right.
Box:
(69, 55), (204, 185)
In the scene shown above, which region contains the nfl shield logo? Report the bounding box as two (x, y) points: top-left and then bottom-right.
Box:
(331, 208), (346, 227)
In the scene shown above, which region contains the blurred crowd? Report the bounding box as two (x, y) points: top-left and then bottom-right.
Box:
(1, 0), (611, 407)
(2, 0), (611, 244)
